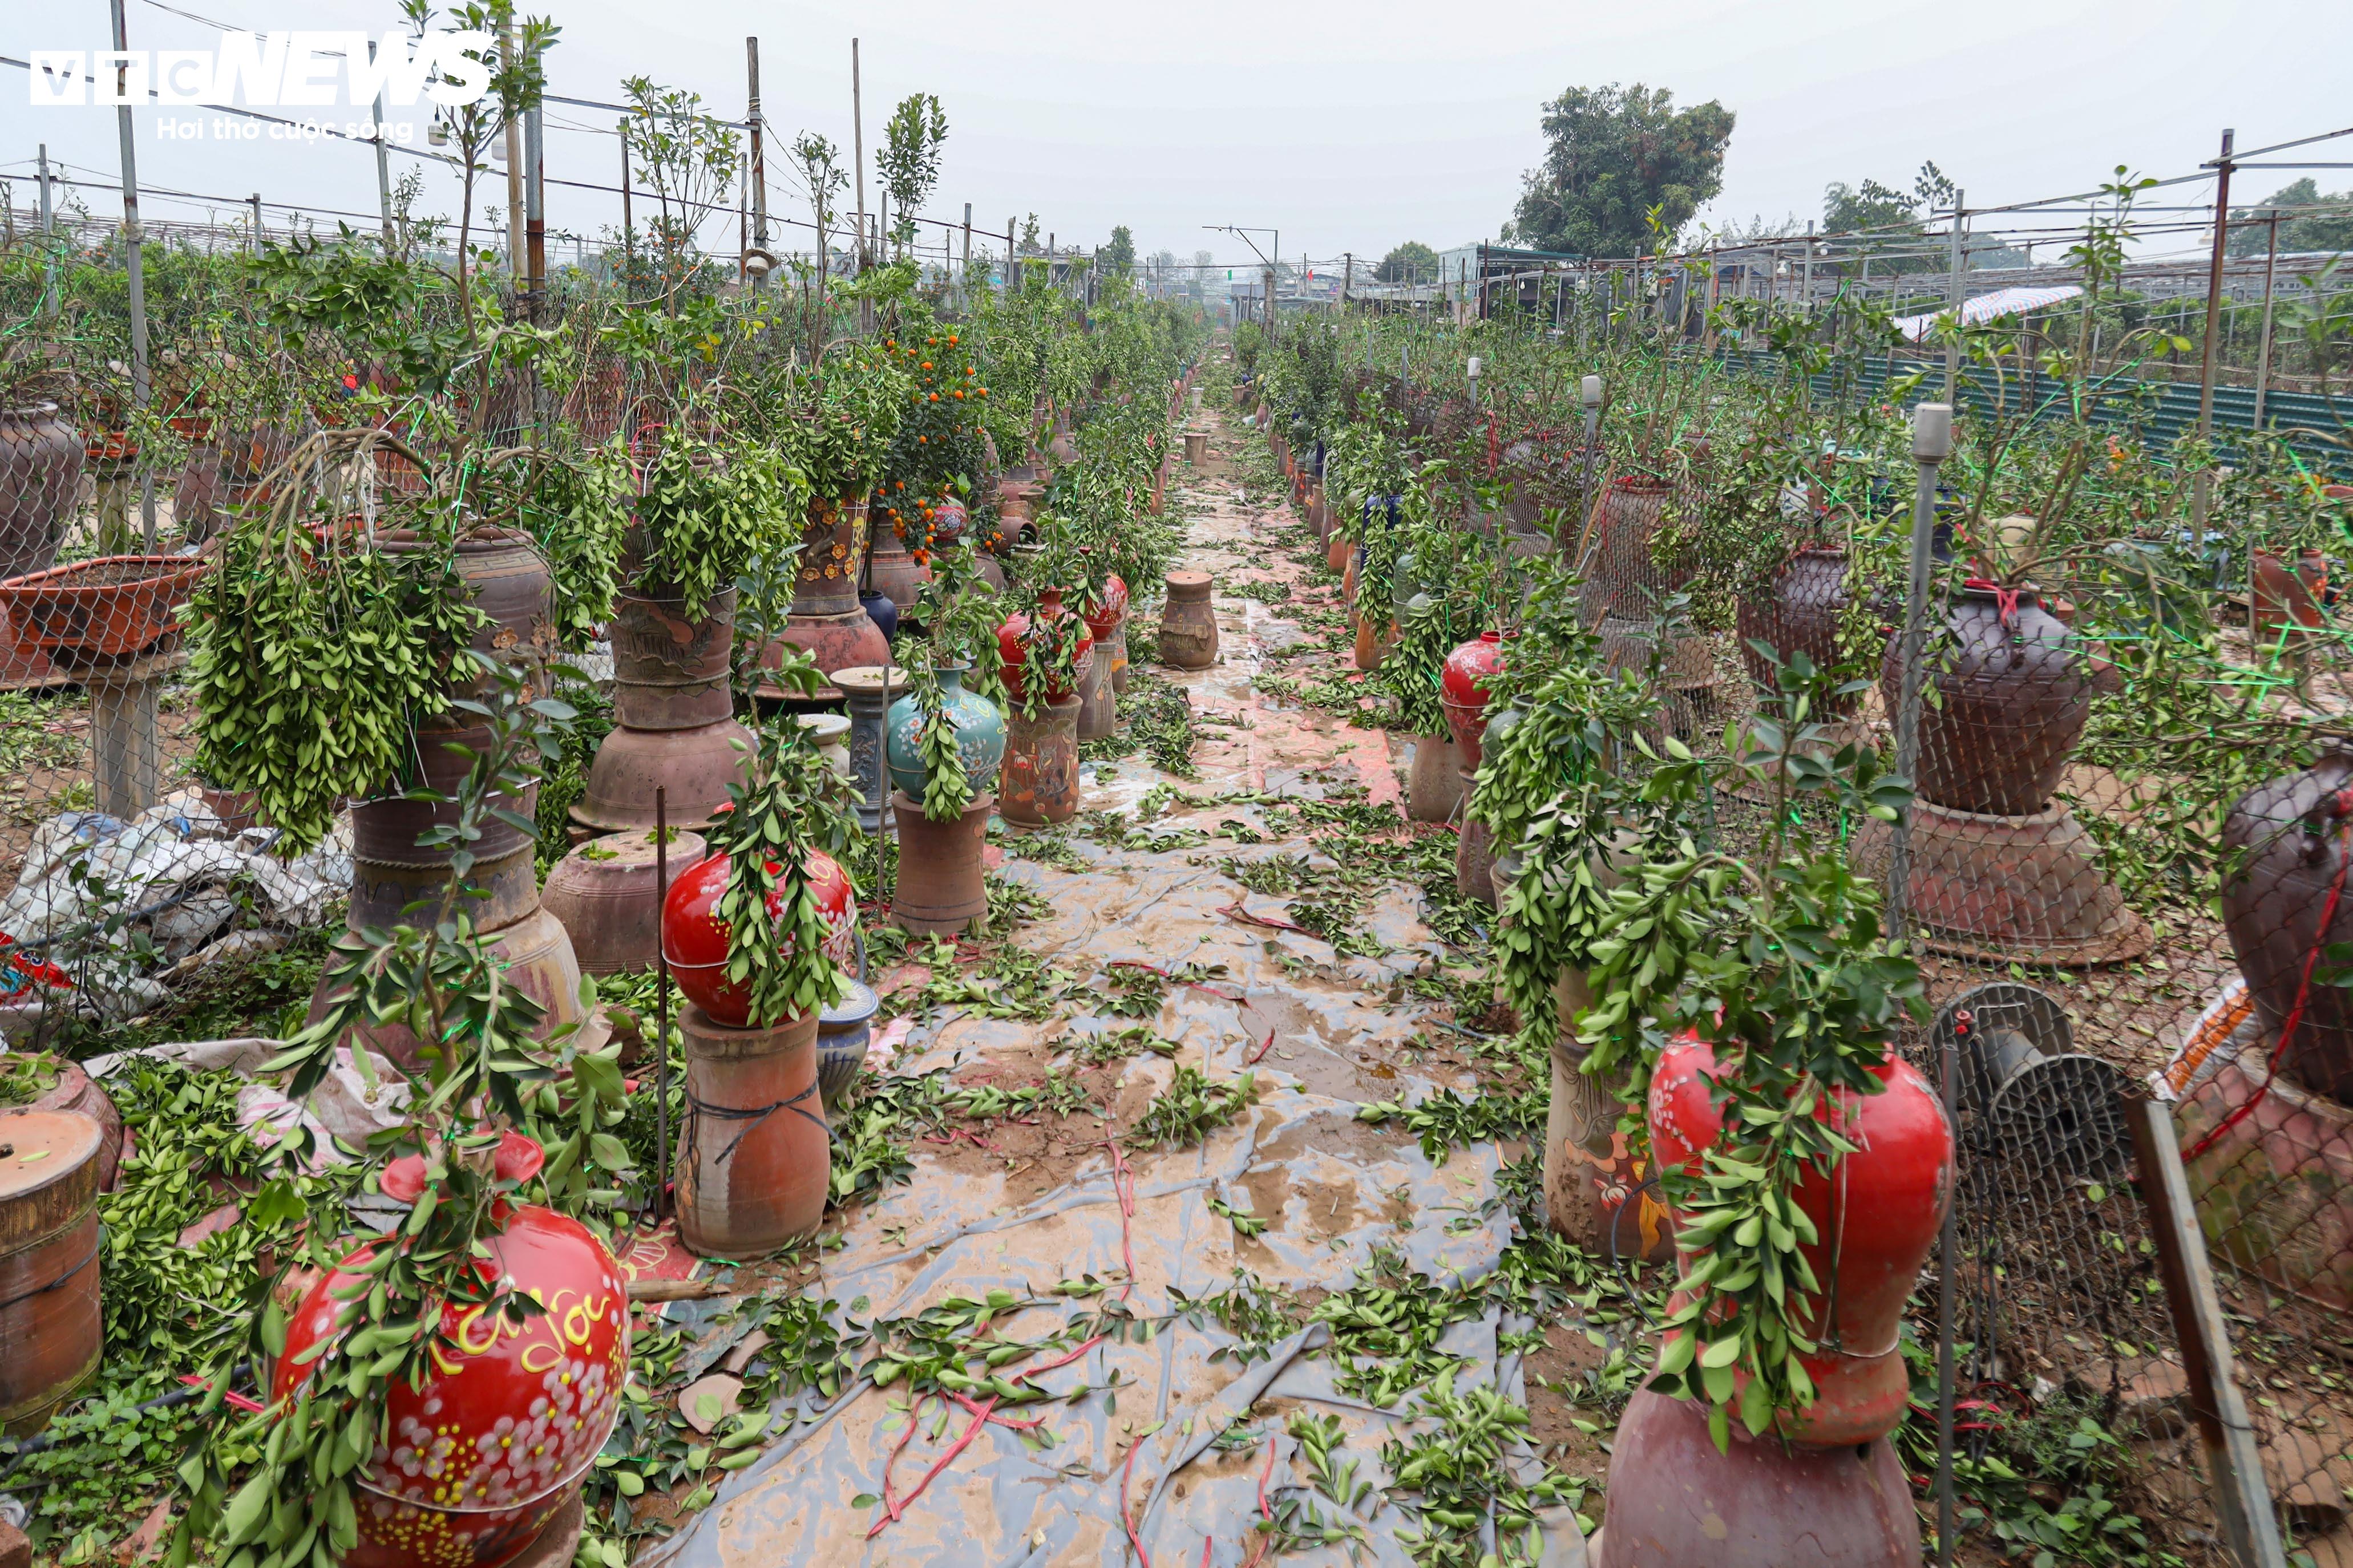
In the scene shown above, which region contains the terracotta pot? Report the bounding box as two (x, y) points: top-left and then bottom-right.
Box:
(1454, 789), (1498, 906)
(676, 1004), (829, 1258)
(997, 588), (1095, 706)
(1406, 732), (1465, 823)
(660, 846), (858, 1029)
(0, 404), (84, 584)
(1185, 430), (1208, 464)
(2221, 755), (2353, 1101)
(610, 587), (735, 730)
(384, 528), (558, 705)
(172, 441), (224, 545)
(1352, 613), (1394, 672)
(1076, 633), (1119, 742)
(273, 1137), (628, 1568)
(576, 716), (754, 833)
(351, 718), (540, 932)
(1103, 617), (1131, 694)
(792, 497), (867, 617)
(1001, 694), (1084, 827)
(320, 906), (607, 1073)
(0, 555), (206, 667)
(1582, 475), (1681, 620)
(1881, 583), (2088, 816)
(28, 1055), (123, 1190)
(0, 1109), (103, 1435)
(1159, 570), (1218, 669)
(1736, 548), (1854, 711)
(2181, 1036), (2353, 1308)
(1598, 1390), (1918, 1568)
(1325, 529), (1350, 574)
(2251, 547), (2328, 646)
(815, 978), (880, 1113)
(1648, 1036), (1952, 1447)
(541, 828), (706, 976)
(1340, 544), (1359, 605)
(867, 528), (930, 621)
(885, 663), (1006, 801)
(1440, 630), (1506, 768)
(764, 607), (888, 699)
(890, 788), (992, 935)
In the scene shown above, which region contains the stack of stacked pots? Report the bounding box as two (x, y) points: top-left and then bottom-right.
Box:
(1442, 630), (1507, 903)
(766, 497), (890, 706)
(885, 666), (1006, 934)
(1859, 580), (2144, 963)
(662, 847), (859, 1256)
(1597, 1039), (1951, 1566)
(328, 529), (604, 1068)
(577, 546), (754, 837)
(1077, 574), (1129, 740)
(271, 1133), (626, 1568)
(998, 591), (1095, 827)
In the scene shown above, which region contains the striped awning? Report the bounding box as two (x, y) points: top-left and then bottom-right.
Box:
(1896, 284), (2085, 342)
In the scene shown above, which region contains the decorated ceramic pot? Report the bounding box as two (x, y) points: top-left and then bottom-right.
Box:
(1081, 573), (1129, 644)
(660, 846), (859, 1027)
(1440, 630), (1507, 769)
(929, 496), (969, 546)
(815, 978), (881, 1111)
(996, 588), (1096, 706)
(1648, 1036), (1952, 1447)
(270, 1134), (628, 1568)
(885, 663), (1007, 800)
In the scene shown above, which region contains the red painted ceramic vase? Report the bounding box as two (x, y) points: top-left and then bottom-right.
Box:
(997, 587), (1096, 706)
(659, 846), (859, 1027)
(1647, 1036), (1952, 1447)
(270, 1134), (628, 1568)
(1082, 573), (1129, 643)
(1439, 629), (1507, 768)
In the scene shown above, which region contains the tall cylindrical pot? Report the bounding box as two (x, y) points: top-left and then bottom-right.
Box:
(0, 404), (84, 583)
(609, 586), (737, 730)
(0, 1109), (102, 1434)
(1159, 570), (1218, 669)
(1406, 732), (1465, 823)
(891, 789), (992, 935)
(1001, 695), (1083, 827)
(791, 497), (867, 617)
(676, 1004), (829, 1258)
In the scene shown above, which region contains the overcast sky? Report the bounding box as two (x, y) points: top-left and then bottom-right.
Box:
(6, 0), (2348, 272)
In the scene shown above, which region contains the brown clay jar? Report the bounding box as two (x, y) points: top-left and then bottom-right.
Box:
(1736, 548), (1855, 712)
(1882, 583), (2089, 816)
(1002, 695), (1084, 826)
(542, 828), (706, 975)
(675, 1004), (828, 1259)
(0, 1109), (103, 1433)
(2222, 754), (2353, 1103)
(891, 788), (993, 935)
(1407, 732), (1466, 823)
(1159, 571), (1218, 669)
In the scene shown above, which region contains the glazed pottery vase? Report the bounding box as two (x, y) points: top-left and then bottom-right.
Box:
(1648, 1035), (1952, 1446)
(837, 665), (907, 833)
(996, 588), (1095, 706)
(1083, 575), (1130, 686)
(1159, 571), (1218, 669)
(1001, 694), (1084, 828)
(791, 496), (867, 617)
(1881, 582), (2089, 816)
(1440, 630), (1507, 769)
(884, 664), (1006, 801)
(815, 979), (880, 1112)
(659, 847), (859, 1028)
(859, 589), (901, 645)
(676, 1007), (828, 1257)
(272, 1134), (627, 1568)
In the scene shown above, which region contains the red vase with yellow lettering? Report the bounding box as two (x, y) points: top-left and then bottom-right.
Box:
(270, 1134), (628, 1568)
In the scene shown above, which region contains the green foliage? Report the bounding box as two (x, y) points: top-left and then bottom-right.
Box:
(878, 94), (951, 251)
(1126, 1066), (1257, 1149)
(1507, 83), (1736, 256)
(633, 433), (806, 620)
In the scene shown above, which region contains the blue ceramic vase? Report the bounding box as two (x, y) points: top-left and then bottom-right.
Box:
(884, 663), (1006, 801)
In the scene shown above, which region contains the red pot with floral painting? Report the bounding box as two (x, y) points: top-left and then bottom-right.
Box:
(270, 1133), (628, 1568)
(1439, 630), (1507, 769)
(997, 588), (1096, 706)
(659, 846), (859, 1028)
(1647, 1035), (1952, 1447)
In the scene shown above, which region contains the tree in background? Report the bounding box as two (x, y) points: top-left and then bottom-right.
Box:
(877, 92), (948, 258)
(1505, 83), (1733, 258)
(1019, 214), (1042, 254)
(1101, 225), (1137, 277)
(1375, 241), (1441, 284)
(2229, 179), (2353, 258)
(1815, 161), (2022, 275)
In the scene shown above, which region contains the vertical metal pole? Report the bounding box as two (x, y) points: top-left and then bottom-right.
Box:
(36, 145), (53, 232)
(109, 0), (155, 551)
(2254, 212), (2281, 430)
(1943, 195), (1965, 406)
(370, 38), (395, 250)
(1802, 220), (1814, 315)
(2193, 129), (2234, 533)
(961, 202), (972, 301)
(850, 39), (867, 273)
(502, 15), (525, 290)
(618, 121), (633, 294)
(746, 38), (768, 291)
(249, 194), (261, 256)
(654, 786), (672, 1225)
(525, 100), (546, 318)
(1891, 400), (1951, 939)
